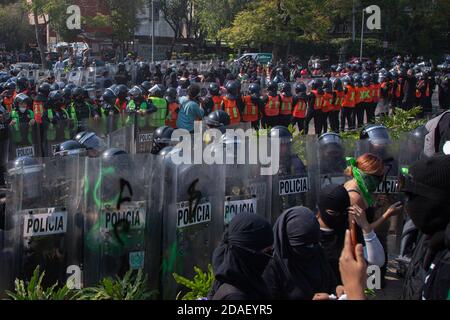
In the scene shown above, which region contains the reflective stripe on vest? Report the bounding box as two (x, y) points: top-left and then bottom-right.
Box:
(223, 97), (241, 124)
(311, 90), (323, 110)
(322, 93), (334, 113)
(334, 91), (345, 110)
(166, 102), (179, 128)
(212, 96), (223, 112)
(242, 96), (258, 122)
(150, 97), (168, 127)
(292, 99), (307, 118)
(265, 95), (280, 116)
(33, 101), (44, 124)
(280, 95), (293, 115)
(342, 86), (355, 108)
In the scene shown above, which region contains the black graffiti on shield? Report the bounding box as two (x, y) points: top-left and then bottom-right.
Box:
(187, 179), (202, 223)
(113, 178), (133, 245)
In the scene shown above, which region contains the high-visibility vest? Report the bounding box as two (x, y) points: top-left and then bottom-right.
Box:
(115, 98), (128, 112)
(264, 95), (280, 117)
(292, 98), (307, 119)
(33, 100), (44, 124)
(321, 93), (334, 113)
(3, 95), (15, 113)
(395, 82), (402, 98)
(371, 84), (380, 102)
(149, 97), (168, 127)
(222, 97), (241, 124)
(334, 91), (345, 111)
(310, 90), (323, 111)
(212, 96), (223, 112)
(416, 81), (430, 98)
(280, 95), (293, 115)
(362, 86), (372, 103)
(242, 96), (259, 122)
(342, 86), (356, 108)
(354, 87), (363, 104)
(389, 80), (395, 97)
(165, 102), (179, 128)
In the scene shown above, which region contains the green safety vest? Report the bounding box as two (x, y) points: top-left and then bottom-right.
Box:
(11, 110), (34, 144)
(149, 97), (167, 127)
(128, 100), (151, 128)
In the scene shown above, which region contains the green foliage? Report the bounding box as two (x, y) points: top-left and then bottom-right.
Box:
(375, 107), (426, 141)
(173, 264), (215, 300)
(74, 269), (156, 300)
(6, 266), (74, 300)
(0, 2), (34, 50)
(364, 288), (376, 297)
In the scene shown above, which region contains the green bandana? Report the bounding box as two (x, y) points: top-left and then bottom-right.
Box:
(346, 157), (374, 206)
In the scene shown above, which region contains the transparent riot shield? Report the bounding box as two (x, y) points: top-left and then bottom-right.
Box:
(132, 112), (157, 154)
(42, 119), (75, 157)
(317, 135), (353, 189)
(83, 154), (160, 292)
(55, 70), (68, 83)
(271, 135), (318, 224)
(82, 67), (96, 86)
(107, 114), (136, 154)
(216, 131), (271, 225)
(67, 70), (82, 86)
(8, 122), (42, 161)
(4, 156), (83, 290)
(160, 149), (225, 299)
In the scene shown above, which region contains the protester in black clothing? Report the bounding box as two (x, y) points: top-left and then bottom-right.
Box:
(208, 214), (274, 300)
(402, 69), (417, 110)
(263, 206), (337, 300)
(401, 155), (450, 300)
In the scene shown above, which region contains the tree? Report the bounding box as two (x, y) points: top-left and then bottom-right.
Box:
(0, 2), (34, 50)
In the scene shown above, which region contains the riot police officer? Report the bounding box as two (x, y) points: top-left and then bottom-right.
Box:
(69, 87), (99, 124)
(151, 126), (175, 155)
(203, 83), (223, 116)
(261, 81), (281, 128)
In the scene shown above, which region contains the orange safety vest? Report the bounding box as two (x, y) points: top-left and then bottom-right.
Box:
(321, 92), (334, 113)
(264, 95), (280, 117)
(242, 96), (259, 122)
(362, 86), (372, 103)
(212, 96), (223, 112)
(115, 98), (127, 112)
(3, 94), (15, 113)
(165, 102), (179, 128)
(334, 91), (345, 111)
(292, 98), (307, 119)
(371, 84), (380, 102)
(310, 90), (323, 111)
(395, 82), (402, 98)
(279, 95), (293, 115)
(416, 81), (430, 98)
(389, 80), (395, 97)
(33, 100), (44, 124)
(222, 97), (241, 124)
(342, 86), (356, 108)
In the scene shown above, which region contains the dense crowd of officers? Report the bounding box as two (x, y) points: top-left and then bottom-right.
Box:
(0, 55), (447, 141)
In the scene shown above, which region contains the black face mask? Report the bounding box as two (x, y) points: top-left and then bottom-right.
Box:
(319, 205), (348, 232)
(406, 194), (450, 235)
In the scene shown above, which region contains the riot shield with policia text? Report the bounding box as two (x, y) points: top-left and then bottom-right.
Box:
(4, 156), (81, 289)
(270, 127), (318, 224)
(159, 147), (225, 299)
(82, 152), (160, 292)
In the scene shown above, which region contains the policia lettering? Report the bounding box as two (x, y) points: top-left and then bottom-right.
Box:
(279, 177), (309, 196)
(176, 179), (211, 229)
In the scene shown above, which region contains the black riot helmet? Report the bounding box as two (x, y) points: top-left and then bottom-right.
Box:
(248, 83), (261, 96)
(141, 81), (152, 93)
(151, 126), (175, 155)
(75, 131), (106, 157)
(225, 80), (239, 100)
(360, 124), (391, 145)
(331, 78), (344, 92)
(128, 85), (143, 99)
(101, 87), (117, 105)
(164, 87), (178, 103)
(267, 81), (278, 95)
(38, 82), (51, 97)
(294, 82), (307, 94)
(280, 82), (292, 97)
(208, 82), (220, 96)
(50, 82), (60, 92)
(101, 148), (131, 174)
(17, 77), (28, 91)
(54, 140), (87, 157)
(13, 93), (32, 108)
(205, 110), (231, 129)
(115, 84), (128, 100)
(71, 86), (84, 100)
(149, 84), (165, 97)
(269, 125), (293, 144)
(318, 132), (346, 173)
(323, 79), (333, 93)
(311, 78), (323, 90)
(47, 90), (65, 106)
